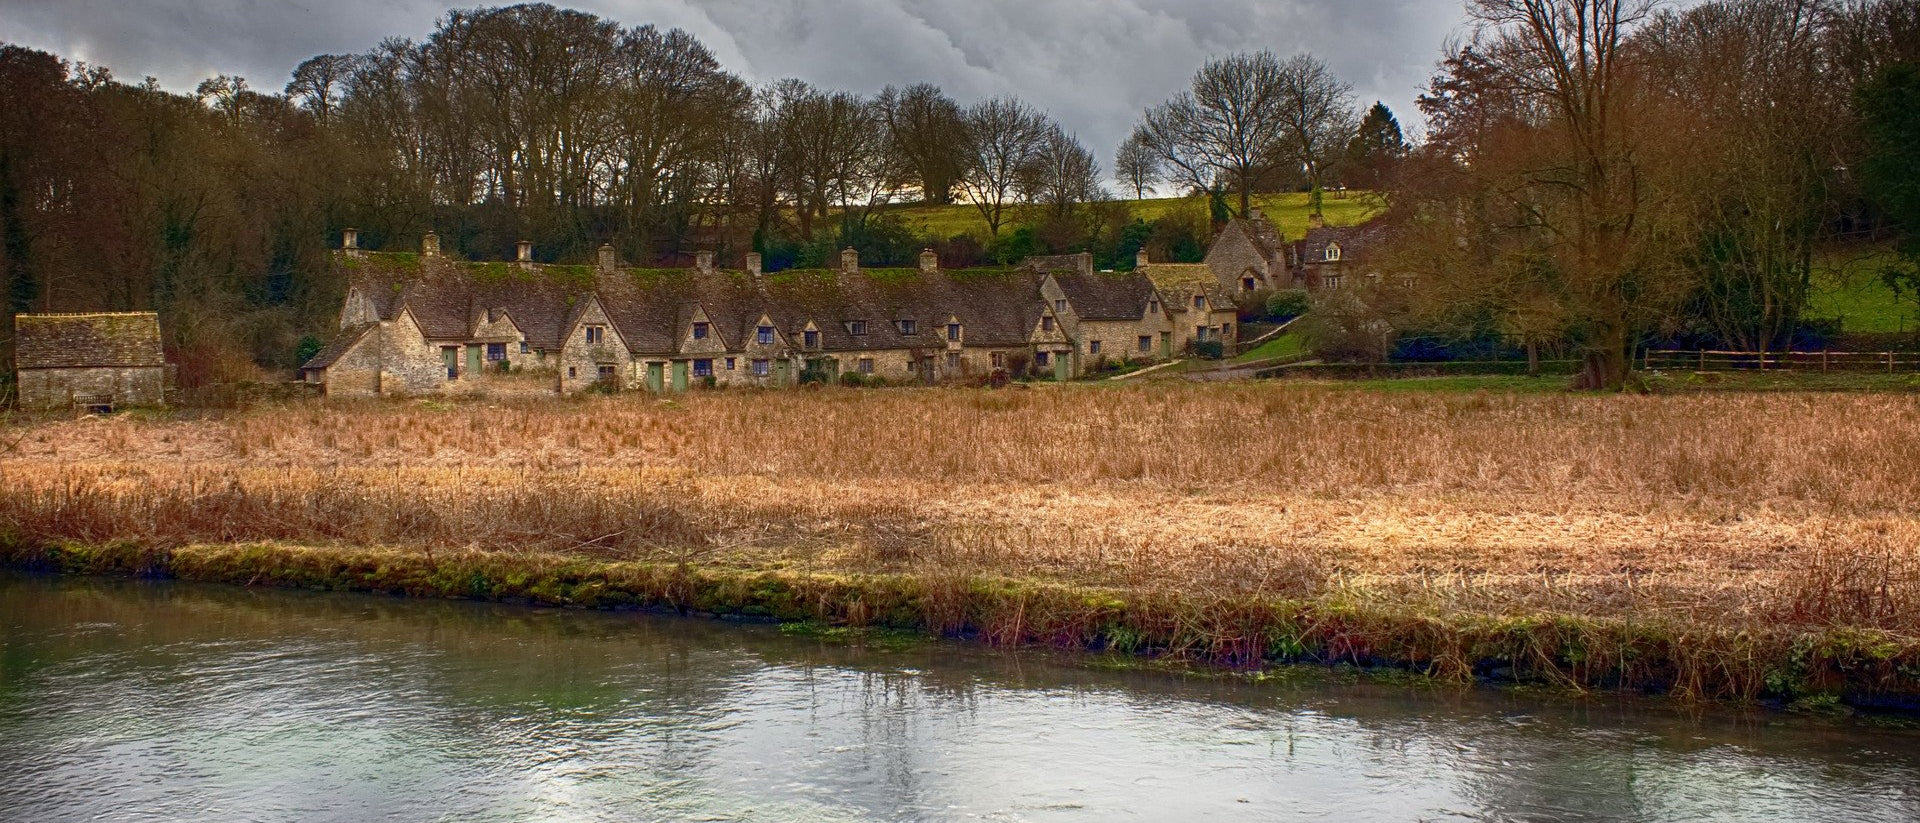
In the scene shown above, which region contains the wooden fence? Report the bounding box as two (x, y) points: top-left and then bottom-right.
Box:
(1643, 349), (1920, 373)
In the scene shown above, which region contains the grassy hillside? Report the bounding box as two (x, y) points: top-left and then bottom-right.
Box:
(876, 191), (1382, 242)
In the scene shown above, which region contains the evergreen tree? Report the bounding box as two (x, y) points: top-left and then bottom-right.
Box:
(1342, 102), (1407, 190)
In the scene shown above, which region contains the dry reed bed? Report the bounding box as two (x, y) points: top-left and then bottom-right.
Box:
(3, 384), (1918, 699)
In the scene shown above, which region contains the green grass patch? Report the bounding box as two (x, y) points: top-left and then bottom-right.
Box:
(868, 191), (1382, 242)
(1809, 246), (1918, 335)
(1231, 329), (1309, 364)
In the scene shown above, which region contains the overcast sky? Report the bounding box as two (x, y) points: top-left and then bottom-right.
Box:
(0, 0), (1471, 172)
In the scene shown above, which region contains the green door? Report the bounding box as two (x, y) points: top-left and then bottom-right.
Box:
(442, 347), (459, 380)
(1054, 352), (1070, 382)
(670, 361), (688, 392)
(466, 345), (481, 377)
(646, 362), (664, 393)
(775, 360), (791, 386)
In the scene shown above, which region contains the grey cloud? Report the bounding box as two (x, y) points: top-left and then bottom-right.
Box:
(0, 0), (1468, 169)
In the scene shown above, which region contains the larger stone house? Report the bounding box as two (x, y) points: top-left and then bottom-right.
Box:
(11, 312), (167, 409)
(304, 235), (1188, 396)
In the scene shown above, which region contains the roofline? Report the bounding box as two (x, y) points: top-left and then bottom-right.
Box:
(14, 311), (161, 319)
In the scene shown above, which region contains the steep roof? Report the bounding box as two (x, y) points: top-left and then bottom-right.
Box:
(301, 322), (374, 370)
(13, 312), (165, 370)
(1025, 252), (1094, 276)
(1141, 264), (1234, 310)
(1049, 270), (1156, 321)
(1296, 223), (1391, 265)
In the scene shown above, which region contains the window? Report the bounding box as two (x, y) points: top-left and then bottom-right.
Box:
(1325, 243), (1341, 262)
(803, 329), (819, 348)
(691, 321), (709, 340)
(1138, 335), (1152, 353)
(596, 365), (615, 380)
(1041, 316), (1055, 332)
(1035, 351), (1051, 367)
(725, 357), (737, 370)
(896, 319), (916, 335)
(486, 342), (507, 361)
(991, 352), (1006, 368)
(1054, 298), (1068, 313)
(947, 323), (962, 341)
(568, 366), (577, 378)
(757, 325), (774, 345)
(1089, 340), (1103, 355)
(1148, 298), (1160, 313)
(585, 325), (605, 344)
(946, 352), (960, 369)
(752, 359), (771, 376)
(693, 359), (713, 377)
(1242, 277), (1256, 292)
(1195, 326), (1209, 341)
(845, 320), (867, 335)
(1326, 274), (1343, 290)
(520, 341), (530, 354)
(857, 357), (874, 374)
(907, 359), (918, 372)
(1221, 323), (1232, 340)
(1192, 295), (1205, 310)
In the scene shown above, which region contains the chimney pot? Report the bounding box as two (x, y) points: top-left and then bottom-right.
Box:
(696, 250), (715, 274)
(745, 252), (763, 278)
(1076, 251), (1093, 276)
(597, 243), (616, 271)
(840, 247), (859, 274)
(342, 228), (359, 250)
(422, 232), (441, 258)
(516, 240), (533, 263)
(918, 248), (938, 273)
(1135, 248), (1150, 268)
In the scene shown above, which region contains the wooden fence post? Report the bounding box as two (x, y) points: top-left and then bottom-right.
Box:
(1822, 350), (1830, 372)
(1699, 349), (1706, 370)
(1891, 351), (1898, 374)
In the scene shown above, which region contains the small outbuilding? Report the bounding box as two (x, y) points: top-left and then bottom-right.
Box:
(12, 312), (167, 410)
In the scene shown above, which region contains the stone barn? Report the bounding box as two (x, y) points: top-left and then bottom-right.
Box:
(11, 312), (167, 410)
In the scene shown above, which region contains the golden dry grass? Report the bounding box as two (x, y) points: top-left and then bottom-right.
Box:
(3, 382), (1917, 640)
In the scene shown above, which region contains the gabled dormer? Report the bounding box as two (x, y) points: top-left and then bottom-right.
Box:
(680, 304), (727, 354)
(799, 320), (823, 351)
(747, 313), (783, 352)
(944, 314), (964, 346)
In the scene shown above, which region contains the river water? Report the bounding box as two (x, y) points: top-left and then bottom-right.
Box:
(1, 573), (1916, 822)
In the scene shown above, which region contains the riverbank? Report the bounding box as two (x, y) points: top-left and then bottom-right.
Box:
(3, 383), (1917, 706)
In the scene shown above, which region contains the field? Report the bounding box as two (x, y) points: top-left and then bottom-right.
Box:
(1809, 245), (1919, 335)
(4, 382), (1918, 701)
(881, 190), (1381, 241)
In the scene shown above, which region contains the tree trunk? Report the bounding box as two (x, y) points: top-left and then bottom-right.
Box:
(1526, 339), (1540, 377)
(1570, 324), (1631, 391)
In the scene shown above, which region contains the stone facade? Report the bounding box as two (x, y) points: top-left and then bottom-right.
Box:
(1203, 212), (1290, 294)
(12, 312), (167, 409)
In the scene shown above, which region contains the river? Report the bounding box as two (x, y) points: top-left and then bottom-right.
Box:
(1, 573), (1915, 822)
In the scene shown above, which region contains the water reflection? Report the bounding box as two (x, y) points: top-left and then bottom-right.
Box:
(1, 574), (1915, 822)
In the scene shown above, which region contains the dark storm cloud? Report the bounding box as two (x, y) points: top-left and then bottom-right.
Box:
(0, 0), (1466, 170)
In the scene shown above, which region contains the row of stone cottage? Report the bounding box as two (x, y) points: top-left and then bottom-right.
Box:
(301, 212), (1377, 396)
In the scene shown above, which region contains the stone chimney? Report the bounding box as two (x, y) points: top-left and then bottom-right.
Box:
(1308, 213), (1326, 230)
(1135, 248), (1150, 269)
(422, 231), (441, 258)
(1076, 251), (1094, 276)
(745, 252), (763, 279)
(342, 228), (359, 250)
(918, 248), (939, 273)
(597, 243), (616, 271)
(840, 247), (859, 274)
(1248, 207), (1264, 222)
(516, 240), (533, 266)
(696, 250), (715, 274)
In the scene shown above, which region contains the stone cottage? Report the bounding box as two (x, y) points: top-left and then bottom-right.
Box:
(1136, 251), (1241, 355)
(1291, 221), (1392, 291)
(1203, 210), (1291, 294)
(304, 235), (1174, 396)
(12, 312), (167, 409)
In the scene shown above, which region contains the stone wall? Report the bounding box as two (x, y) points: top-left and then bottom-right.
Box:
(1074, 312), (1173, 373)
(17, 366), (165, 409)
(556, 300), (634, 394)
(380, 312), (453, 395)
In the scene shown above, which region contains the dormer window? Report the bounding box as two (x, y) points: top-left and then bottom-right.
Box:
(1148, 298), (1160, 313)
(845, 320), (867, 336)
(803, 329), (820, 348)
(1041, 316), (1055, 332)
(896, 319), (916, 335)
(692, 321), (709, 340)
(1325, 243), (1341, 262)
(1242, 277), (1256, 292)
(585, 325), (605, 344)
(1192, 295), (1205, 310)
(1054, 298), (1068, 313)
(947, 323), (962, 341)
(756, 325), (774, 345)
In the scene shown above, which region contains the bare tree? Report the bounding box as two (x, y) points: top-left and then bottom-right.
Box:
(286, 55), (355, 123)
(876, 83), (969, 205)
(1021, 125), (1104, 220)
(957, 97), (1049, 237)
(1129, 51), (1292, 217)
(1273, 54), (1358, 214)
(1114, 133), (1161, 199)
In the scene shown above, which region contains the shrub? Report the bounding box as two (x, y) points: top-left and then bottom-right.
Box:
(1267, 289), (1310, 320)
(1191, 339), (1225, 360)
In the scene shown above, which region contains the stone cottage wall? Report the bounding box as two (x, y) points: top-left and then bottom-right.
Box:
(16, 366), (165, 409)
